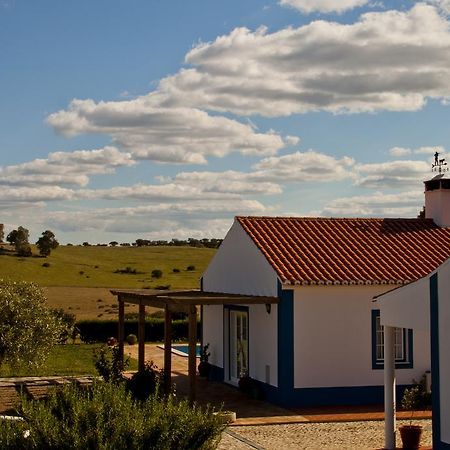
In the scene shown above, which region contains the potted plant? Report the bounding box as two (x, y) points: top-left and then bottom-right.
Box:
(198, 343), (211, 377)
(400, 385), (424, 449)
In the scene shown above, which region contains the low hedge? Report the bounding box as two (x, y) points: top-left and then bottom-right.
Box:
(77, 318), (201, 343)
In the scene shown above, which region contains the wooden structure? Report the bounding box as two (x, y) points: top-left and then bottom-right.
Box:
(111, 289), (279, 403)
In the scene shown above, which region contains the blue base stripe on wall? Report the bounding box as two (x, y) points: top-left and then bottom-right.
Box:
(430, 273), (450, 449)
(277, 281), (294, 405)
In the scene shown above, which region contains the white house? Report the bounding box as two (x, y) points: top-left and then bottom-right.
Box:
(201, 173), (450, 407)
(378, 246), (450, 449)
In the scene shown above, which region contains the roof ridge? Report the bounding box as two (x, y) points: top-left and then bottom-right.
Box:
(236, 216), (433, 222)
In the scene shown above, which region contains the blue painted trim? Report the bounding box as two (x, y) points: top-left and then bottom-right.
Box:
(208, 363), (225, 382)
(430, 273), (450, 449)
(277, 281), (294, 404)
(371, 309), (413, 370)
(275, 384), (414, 408)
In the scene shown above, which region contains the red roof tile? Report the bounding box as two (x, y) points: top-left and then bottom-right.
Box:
(236, 216), (450, 286)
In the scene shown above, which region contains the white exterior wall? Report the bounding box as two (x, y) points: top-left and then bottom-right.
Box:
(202, 220), (279, 386)
(249, 304), (278, 387)
(202, 220), (278, 296)
(293, 285), (430, 389)
(379, 278), (429, 331)
(438, 263), (450, 444)
(425, 188), (450, 227)
(202, 305), (223, 368)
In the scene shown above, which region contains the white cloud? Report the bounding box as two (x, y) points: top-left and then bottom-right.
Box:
(427, 0), (450, 14)
(389, 147), (412, 157)
(251, 150), (355, 182)
(317, 190), (423, 217)
(0, 147), (134, 187)
(355, 160), (430, 188)
(42, 200), (267, 238)
(279, 0), (368, 14)
(47, 99), (290, 164)
(388, 145), (446, 158)
(153, 4), (450, 116)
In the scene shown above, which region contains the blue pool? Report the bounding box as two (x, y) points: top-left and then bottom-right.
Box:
(157, 344), (201, 357)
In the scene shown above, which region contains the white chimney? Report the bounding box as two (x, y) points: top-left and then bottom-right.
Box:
(424, 174), (450, 227)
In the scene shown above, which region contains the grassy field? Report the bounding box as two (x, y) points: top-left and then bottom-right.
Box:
(0, 245), (215, 289)
(0, 245), (216, 320)
(44, 287), (161, 321)
(0, 344), (138, 377)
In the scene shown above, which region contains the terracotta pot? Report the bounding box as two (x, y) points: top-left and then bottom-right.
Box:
(399, 425), (423, 450)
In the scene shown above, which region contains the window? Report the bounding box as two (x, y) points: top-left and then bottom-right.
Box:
(371, 310), (413, 370)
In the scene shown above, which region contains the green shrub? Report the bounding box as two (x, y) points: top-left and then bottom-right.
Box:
(42, 262), (50, 268)
(0, 280), (63, 369)
(151, 269), (163, 278)
(126, 334), (138, 345)
(187, 265), (196, 271)
(127, 361), (164, 400)
(51, 308), (76, 344)
(172, 268), (180, 273)
(0, 382), (225, 450)
(114, 266), (139, 274)
(77, 318), (200, 343)
(93, 345), (128, 383)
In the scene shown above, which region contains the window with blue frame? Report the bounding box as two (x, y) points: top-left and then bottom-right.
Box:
(371, 310), (413, 369)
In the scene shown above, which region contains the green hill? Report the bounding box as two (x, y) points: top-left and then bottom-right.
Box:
(0, 245), (216, 289)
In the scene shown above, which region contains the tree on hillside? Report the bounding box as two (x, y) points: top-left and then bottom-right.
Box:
(109, 241), (118, 247)
(0, 280), (63, 369)
(7, 226), (32, 256)
(0, 224), (4, 243)
(36, 230), (59, 257)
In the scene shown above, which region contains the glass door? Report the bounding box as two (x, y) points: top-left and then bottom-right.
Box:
(229, 310), (248, 384)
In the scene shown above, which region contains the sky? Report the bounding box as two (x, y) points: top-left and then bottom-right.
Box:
(1, 0), (450, 244)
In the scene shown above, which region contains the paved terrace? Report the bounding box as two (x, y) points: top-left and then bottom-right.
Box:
(0, 344), (433, 449)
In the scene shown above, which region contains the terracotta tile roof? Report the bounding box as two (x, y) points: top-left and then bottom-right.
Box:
(236, 216), (450, 286)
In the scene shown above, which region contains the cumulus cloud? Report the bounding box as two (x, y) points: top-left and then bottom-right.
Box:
(43, 200), (266, 238)
(0, 147), (134, 187)
(279, 0), (369, 14)
(317, 190), (423, 217)
(47, 99), (291, 164)
(389, 145), (445, 158)
(427, 0), (450, 14)
(251, 150), (355, 182)
(152, 4), (450, 116)
(355, 160), (430, 188)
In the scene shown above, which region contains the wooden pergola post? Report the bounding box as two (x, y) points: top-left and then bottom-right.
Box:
(118, 298), (125, 369)
(188, 305), (197, 404)
(164, 305), (172, 395)
(138, 302), (146, 372)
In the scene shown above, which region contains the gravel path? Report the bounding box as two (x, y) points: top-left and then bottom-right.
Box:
(218, 419), (432, 450)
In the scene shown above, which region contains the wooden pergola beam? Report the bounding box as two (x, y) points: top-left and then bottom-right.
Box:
(118, 298), (125, 369)
(164, 306), (172, 395)
(138, 303), (145, 372)
(188, 305), (197, 405)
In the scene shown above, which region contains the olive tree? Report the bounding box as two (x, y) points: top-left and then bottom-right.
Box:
(36, 230), (59, 257)
(0, 280), (63, 369)
(6, 226), (32, 256)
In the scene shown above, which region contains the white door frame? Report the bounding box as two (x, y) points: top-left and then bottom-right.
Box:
(224, 306), (249, 386)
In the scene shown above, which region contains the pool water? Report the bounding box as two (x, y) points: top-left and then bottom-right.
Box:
(172, 344), (201, 357)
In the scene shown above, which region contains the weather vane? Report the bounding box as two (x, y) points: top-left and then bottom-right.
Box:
(432, 152), (449, 173)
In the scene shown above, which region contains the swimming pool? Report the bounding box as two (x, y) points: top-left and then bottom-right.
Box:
(157, 344), (200, 357)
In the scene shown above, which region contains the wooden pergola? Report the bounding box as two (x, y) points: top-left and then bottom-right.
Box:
(110, 289), (279, 403)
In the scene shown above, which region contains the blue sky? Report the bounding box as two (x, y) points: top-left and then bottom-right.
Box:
(1, 0), (450, 243)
